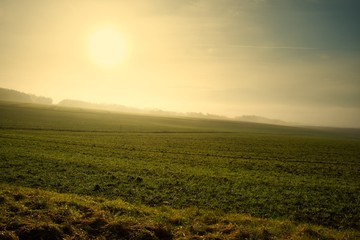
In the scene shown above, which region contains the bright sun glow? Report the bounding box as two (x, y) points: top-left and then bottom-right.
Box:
(88, 27), (126, 68)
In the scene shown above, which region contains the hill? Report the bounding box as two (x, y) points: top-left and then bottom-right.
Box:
(1, 100), (359, 139)
(0, 88), (52, 105)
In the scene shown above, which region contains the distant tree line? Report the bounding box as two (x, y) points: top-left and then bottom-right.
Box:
(0, 88), (52, 105)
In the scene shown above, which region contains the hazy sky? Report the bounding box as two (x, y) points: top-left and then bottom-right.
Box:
(1, 0), (359, 127)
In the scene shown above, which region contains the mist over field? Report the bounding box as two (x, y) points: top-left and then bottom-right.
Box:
(0, 0), (359, 128)
(0, 87), (296, 126)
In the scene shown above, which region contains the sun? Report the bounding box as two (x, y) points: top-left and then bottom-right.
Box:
(88, 27), (126, 68)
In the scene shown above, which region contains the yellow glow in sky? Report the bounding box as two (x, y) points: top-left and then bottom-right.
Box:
(88, 27), (127, 68)
(0, 1), (359, 128)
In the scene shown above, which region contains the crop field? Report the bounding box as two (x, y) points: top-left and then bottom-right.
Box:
(1, 102), (360, 239)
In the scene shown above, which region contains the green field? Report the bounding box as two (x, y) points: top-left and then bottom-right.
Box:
(1, 102), (360, 239)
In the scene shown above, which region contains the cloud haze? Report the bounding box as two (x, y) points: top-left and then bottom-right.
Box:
(0, 0), (359, 127)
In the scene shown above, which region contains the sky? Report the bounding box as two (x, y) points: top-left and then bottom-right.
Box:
(0, 0), (359, 128)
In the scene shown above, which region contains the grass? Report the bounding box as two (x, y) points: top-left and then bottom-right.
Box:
(1, 101), (360, 238)
(1, 183), (359, 240)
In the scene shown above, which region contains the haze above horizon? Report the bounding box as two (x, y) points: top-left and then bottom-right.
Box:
(0, 0), (359, 128)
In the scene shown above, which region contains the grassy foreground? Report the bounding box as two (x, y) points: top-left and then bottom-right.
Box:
(1, 183), (358, 240)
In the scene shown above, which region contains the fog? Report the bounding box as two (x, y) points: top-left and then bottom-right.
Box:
(0, 0), (359, 128)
